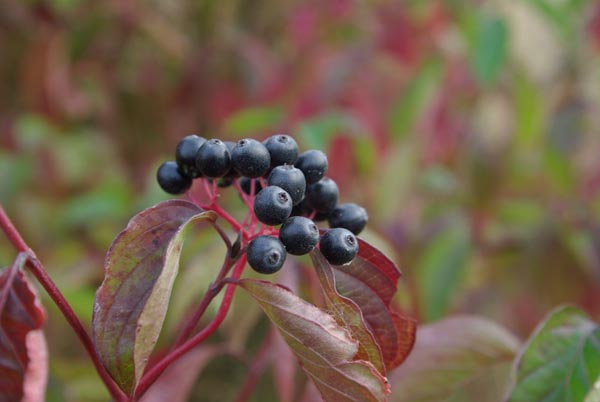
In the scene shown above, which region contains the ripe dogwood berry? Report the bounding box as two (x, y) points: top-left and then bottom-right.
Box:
(263, 134), (299, 167)
(305, 177), (339, 214)
(328, 203), (368, 235)
(175, 135), (205, 178)
(254, 186), (293, 225)
(157, 161), (192, 194)
(196, 139), (231, 178)
(319, 228), (358, 265)
(231, 139), (270, 178)
(295, 150), (328, 184)
(268, 165), (306, 206)
(279, 216), (319, 255)
(247, 235), (287, 274)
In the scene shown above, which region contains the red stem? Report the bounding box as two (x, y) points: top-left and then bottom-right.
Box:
(0, 206), (128, 402)
(232, 328), (274, 402)
(135, 254), (247, 399)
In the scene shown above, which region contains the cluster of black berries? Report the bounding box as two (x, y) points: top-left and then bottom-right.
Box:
(157, 134), (368, 274)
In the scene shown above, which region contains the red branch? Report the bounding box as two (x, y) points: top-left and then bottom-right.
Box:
(0, 206), (128, 402)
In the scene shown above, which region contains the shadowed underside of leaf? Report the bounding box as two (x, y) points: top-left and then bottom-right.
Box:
(390, 315), (520, 402)
(507, 305), (600, 402)
(92, 200), (216, 395)
(332, 239), (416, 370)
(239, 278), (390, 402)
(0, 253), (47, 402)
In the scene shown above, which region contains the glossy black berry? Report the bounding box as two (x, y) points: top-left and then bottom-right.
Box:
(254, 186), (293, 225)
(239, 177), (263, 196)
(305, 177), (339, 214)
(268, 165), (306, 205)
(223, 141), (241, 179)
(156, 161), (192, 194)
(231, 139), (271, 178)
(196, 139), (231, 178)
(247, 235), (287, 274)
(295, 150), (328, 184)
(279, 216), (320, 255)
(328, 203), (368, 235)
(175, 135), (206, 178)
(263, 134), (299, 167)
(319, 228), (358, 265)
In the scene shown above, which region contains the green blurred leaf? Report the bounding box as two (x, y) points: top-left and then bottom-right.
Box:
(514, 73), (544, 145)
(507, 305), (600, 402)
(388, 60), (441, 139)
(296, 111), (359, 150)
(223, 106), (282, 136)
(527, 0), (588, 41)
(471, 15), (507, 84)
(416, 219), (471, 322)
(390, 315), (520, 402)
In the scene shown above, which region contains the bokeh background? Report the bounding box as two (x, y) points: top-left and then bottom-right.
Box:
(1, 1), (600, 401)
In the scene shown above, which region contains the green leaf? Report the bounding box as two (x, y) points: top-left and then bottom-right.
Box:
(471, 15), (507, 84)
(507, 305), (600, 402)
(239, 278), (390, 402)
(310, 251), (385, 374)
(92, 200), (216, 395)
(223, 106), (283, 137)
(390, 315), (520, 402)
(416, 220), (470, 322)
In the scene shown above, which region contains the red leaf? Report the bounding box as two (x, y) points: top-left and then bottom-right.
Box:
(331, 239), (416, 369)
(0, 253), (47, 402)
(239, 278), (390, 402)
(92, 200), (216, 395)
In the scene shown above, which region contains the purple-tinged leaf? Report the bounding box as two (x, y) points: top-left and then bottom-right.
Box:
(332, 239), (416, 370)
(506, 305), (600, 402)
(239, 278), (390, 402)
(311, 251), (385, 374)
(92, 200), (216, 395)
(0, 253), (47, 402)
(390, 315), (520, 402)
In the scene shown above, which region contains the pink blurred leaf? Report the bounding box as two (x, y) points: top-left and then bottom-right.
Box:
(389, 315), (520, 402)
(332, 239), (416, 369)
(0, 253), (47, 402)
(239, 278), (390, 402)
(92, 200), (216, 395)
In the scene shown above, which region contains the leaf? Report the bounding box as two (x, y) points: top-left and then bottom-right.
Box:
(0, 253), (48, 402)
(506, 305), (600, 402)
(415, 221), (470, 322)
(311, 251), (385, 374)
(332, 239), (416, 370)
(239, 278), (390, 402)
(92, 200), (216, 395)
(390, 315), (520, 402)
(470, 15), (507, 84)
(224, 106), (283, 137)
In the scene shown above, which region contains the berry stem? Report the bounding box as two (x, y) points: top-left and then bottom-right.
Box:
(232, 179), (254, 211)
(0, 206), (128, 402)
(135, 254), (247, 399)
(206, 202), (243, 232)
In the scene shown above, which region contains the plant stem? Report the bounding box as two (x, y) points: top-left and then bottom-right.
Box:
(0, 206), (129, 402)
(232, 328), (274, 402)
(135, 254), (247, 399)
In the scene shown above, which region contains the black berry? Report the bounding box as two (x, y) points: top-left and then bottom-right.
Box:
(268, 165), (306, 206)
(196, 139), (231, 178)
(231, 139), (271, 178)
(295, 150), (328, 184)
(305, 177), (339, 214)
(239, 177), (263, 196)
(175, 135), (206, 178)
(279, 216), (320, 255)
(319, 228), (358, 265)
(328, 203), (368, 235)
(157, 161), (192, 194)
(254, 186), (293, 225)
(247, 235), (287, 274)
(223, 141), (241, 179)
(263, 134), (299, 167)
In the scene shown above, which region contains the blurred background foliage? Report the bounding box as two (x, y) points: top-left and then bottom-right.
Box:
(1, 0), (600, 401)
